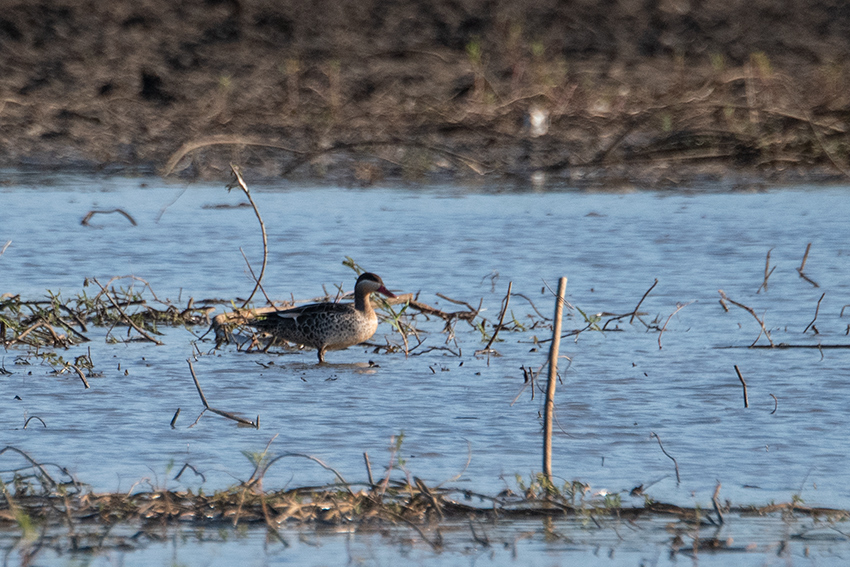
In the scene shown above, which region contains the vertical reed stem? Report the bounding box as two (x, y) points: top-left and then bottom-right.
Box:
(543, 276), (568, 481)
(734, 365), (749, 408)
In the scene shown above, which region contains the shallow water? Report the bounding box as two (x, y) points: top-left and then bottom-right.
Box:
(3, 513), (844, 567)
(2, 172), (850, 564)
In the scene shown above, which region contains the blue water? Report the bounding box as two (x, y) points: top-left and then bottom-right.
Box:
(2, 171), (850, 564)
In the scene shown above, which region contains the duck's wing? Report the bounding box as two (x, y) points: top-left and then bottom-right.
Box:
(257, 302), (352, 324)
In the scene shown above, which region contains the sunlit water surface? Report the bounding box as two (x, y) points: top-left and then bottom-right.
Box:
(2, 172), (850, 565)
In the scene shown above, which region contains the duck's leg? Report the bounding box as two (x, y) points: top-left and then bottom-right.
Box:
(317, 348), (326, 363)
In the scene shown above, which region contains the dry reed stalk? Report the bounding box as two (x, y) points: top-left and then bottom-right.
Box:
(543, 276), (567, 481)
(229, 165), (269, 308)
(239, 248), (273, 305)
(797, 242), (819, 287)
(803, 292), (825, 334)
(187, 359), (258, 428)
(23, 416), (46, 429)
(717, 290), (774, 347)
(657, 301), (693, 350)
(364, 452), (374, 485)
(734, 365), (749, 408)
(630, 278), (657, 324)
(91, 279), (163, 345)
(757, 248), (775, 294)
(162, 135), (304, 177)
(712, 483), (724, 525)
(80, 209), (137, 226)
(69, 364), (90, 389)
(482, 281), (512, 350)
(650, 432), (680, 485)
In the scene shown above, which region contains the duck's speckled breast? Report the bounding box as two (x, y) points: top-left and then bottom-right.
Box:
(319, 309), (378, 350)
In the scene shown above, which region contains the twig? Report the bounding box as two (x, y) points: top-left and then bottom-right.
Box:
(229, 165), (269, 308)
(91, 279), (163, 345)
(480, 282), (512, 352)
(263, 453), (353, 494)
(23, 416), (46, 429)
(187, 359), (258, 428)
(173, 462), (206, 482)
(435, 293), (477, 311)
(770, 394), (778, 415)
(734, 365), (749, 408)
(391, 294), (479, 322)
(0, 240), (10, 258)
(717, 290), (774, 347)
(81, 209), (137, 226)
(757, 248), (774, 294)
(510, 293), (550, 320)
(803, 293), (825, 334)
(9, 320), (63, 347)
(364, 452), (374, 485)
(170, 409), (180, 429)
(188, 360), (211, 408)
(543, 277), (567, 481)
(510, 363), (545, 406)
(650, 432), (680, 486)
(239, 248), (273, 305)
(0, 446), (58, 487)
(162, 135), (304, 176)
(69, 364), (90, 389)
(657, 301), (694, 350)
(630, 279), (658, 324)
(797, 242), (820, 287)
(712, 483), (724, 525)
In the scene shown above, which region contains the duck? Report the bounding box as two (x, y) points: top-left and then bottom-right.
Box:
(250, 272), (396, 363)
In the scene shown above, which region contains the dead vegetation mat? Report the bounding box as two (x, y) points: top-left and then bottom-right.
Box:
(1, 445), (847, 543)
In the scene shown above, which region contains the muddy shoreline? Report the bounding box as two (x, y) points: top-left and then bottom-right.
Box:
(2, 1), (850, 187)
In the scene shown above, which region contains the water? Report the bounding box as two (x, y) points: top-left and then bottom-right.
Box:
(2, 172), (850, 564)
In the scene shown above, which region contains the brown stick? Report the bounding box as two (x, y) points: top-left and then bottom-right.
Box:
(81, 209), (137, 226)
(650, 432), (680, 485)
(770, 394), (778, 415)
(797, 242), (820, 287)
(239, 247), (273, 305)
(364, 452), (375, 486)
(91, 279), (163, 345)
(23, 416), (46, 429)
(630, 279), (658, 324)
(69, 364), (90, 389)
(543, 276), (567, 481)
(712, 483), (724, 525)
(734, 365), (749, 408)
(188, 360), (212, 408)
(187, 359), (258, 428)
(717, 290), (774, 347)
(757, 248), (774, 294)
(162, 135), (304, 176)
(230, 165), (270, 308)
(657, 301), (694, 350)
(803, 293), (825, 334)
(481, 281), (512, 352)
